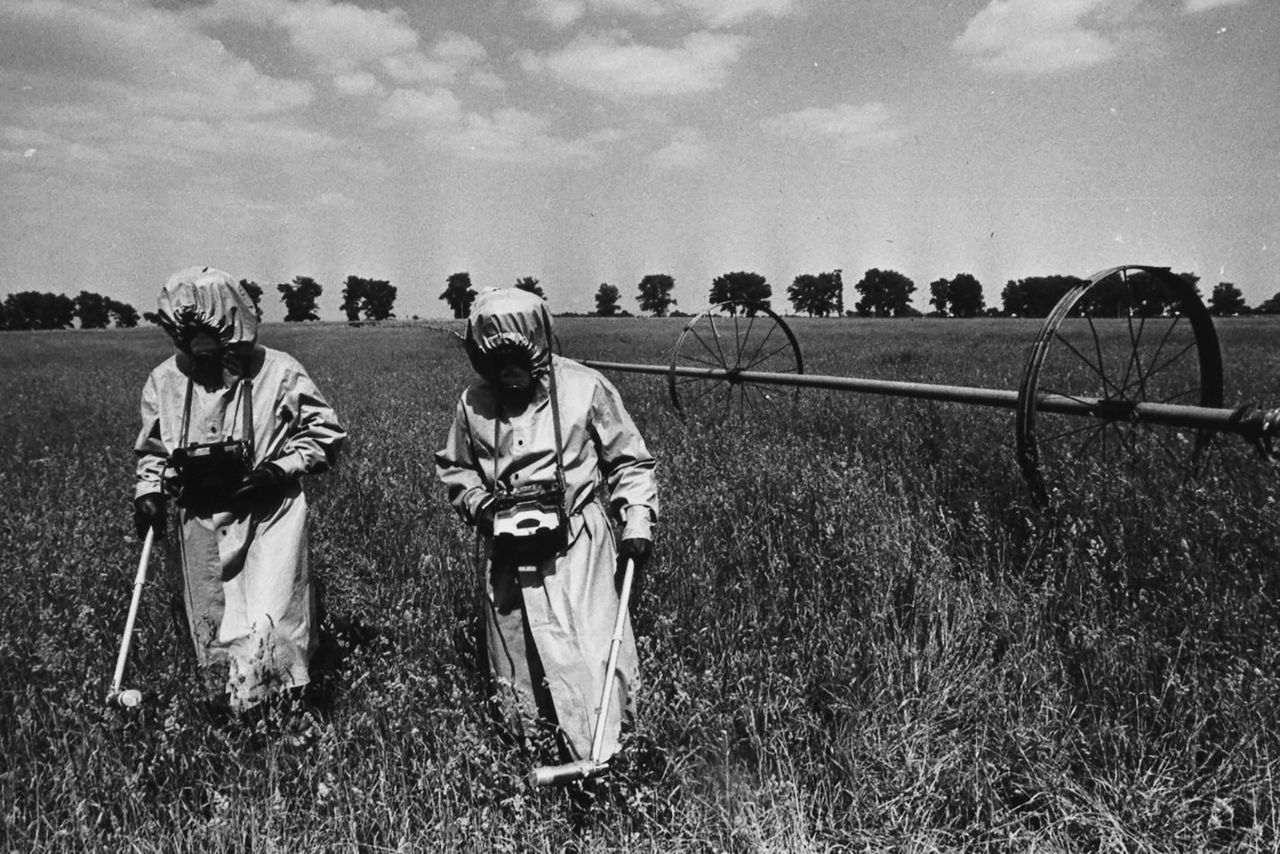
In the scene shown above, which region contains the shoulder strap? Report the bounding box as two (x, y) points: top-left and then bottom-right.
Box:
(178, 374), (194, 448)
(542, 305), (569, 514)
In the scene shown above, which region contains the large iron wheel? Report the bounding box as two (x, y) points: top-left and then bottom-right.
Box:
(1016, 265), (1223, 505)
(667, 300), (804, 420)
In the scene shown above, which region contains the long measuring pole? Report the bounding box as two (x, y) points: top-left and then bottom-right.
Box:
(580, 360), (1266, 437)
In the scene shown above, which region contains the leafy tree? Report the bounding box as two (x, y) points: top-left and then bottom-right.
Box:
(594, 283), (622, 317)
(341, 276), (397, 321)
(277, 276), (323, 322)
(515, 277), (545, 299)
(1256, 291), (1280, 315)
(142, 311), (162, 327)
(1000, 276), (1083, 318)
(1209, 281), (1248, 316)
(1, 291), (76, 330)
(948, 273), (985, 317)
(340, 277), (368, 322)
(928, 278), (949, 316)
(440, 272), (476, 319)
(710, 271), (771, 314)
(363, 279), (397, 321)
(108, 299), (140, 328)
(74, 291), (112, 329)
(636, 274), (677, 317)
(853, 268), (916, 317)
(1080, 270), (1187, 317)
(239, 280), (264, 320)
(787, 269), (844, 317)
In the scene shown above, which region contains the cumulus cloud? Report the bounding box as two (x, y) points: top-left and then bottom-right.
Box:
(0, 0), (314, 119)
(762, 102), (902, 150)
(333, 71), (384, 97)
(519, 31), (746, 97)
(953, 0), (1119, 76)
(379, 88), (464, 127)
(425, 109), (622, 165)
(674, 0), (797, 26)
(200, 2), (495, 94)
(0, 0), (328, 173)
(275, 1), (419, 71)
(647, 126), (713, 169)
(1183, 0), (1248, 11)
(524, 0), (796, 27)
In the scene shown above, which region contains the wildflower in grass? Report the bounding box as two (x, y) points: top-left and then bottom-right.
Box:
(133, 266), (347, 715)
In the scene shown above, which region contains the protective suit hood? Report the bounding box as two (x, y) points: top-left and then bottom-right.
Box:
(465, 288), (553, 379)
(157, 266), (259, 352)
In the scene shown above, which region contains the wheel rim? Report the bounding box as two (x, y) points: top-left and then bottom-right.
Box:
(667, 300), (804, 421)
(1016, 265), (1223, 505)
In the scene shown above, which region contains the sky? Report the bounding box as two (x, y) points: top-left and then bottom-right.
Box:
(1, 0), (1277, 320)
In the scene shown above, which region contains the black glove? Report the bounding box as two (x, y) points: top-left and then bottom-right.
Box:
(476, 500), (496, 535)
(232, 462), (289, 501)
(616, 538), (652, 593)
(133, 493), (166, 539)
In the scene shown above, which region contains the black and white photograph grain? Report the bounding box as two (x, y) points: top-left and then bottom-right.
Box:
(2, 1), (1279, 851)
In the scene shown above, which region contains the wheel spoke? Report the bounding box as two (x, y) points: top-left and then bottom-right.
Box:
(745, 340), (796, 372)
(1084, 314), (1122, 398)
(1054, 330), (1115, 397)
(732, 312), (743, 369)
(1141, 339), (1198, 388)
(690, 324), (728, 369)
(742, 321), (779, 373)
(737, 314), (758, 371)
(1140, 316), (1182, 389)
(1041, 419), (1104, 445)
(678, 351), (725, 370)
(1158, 387), (1201, 404)
(1077, 422), (1106, 457)
(1120, 302), (1149, 400)
(706, 315), (730, 368)
(684, 380), (723, 410)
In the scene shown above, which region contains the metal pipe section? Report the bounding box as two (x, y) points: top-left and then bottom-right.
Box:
(579, 359), (1267, 438)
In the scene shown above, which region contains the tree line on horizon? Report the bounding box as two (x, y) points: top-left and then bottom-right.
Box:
(4, 268), (1278, 331)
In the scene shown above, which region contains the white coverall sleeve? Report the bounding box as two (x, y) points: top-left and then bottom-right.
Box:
(268, 364), (347, 479)
(590, 375), (658, 541)
(435, 399), (490, 525)
(134, 372), (168, 500)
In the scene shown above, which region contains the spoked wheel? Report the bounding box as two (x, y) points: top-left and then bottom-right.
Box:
(668, 300), (804, 420)
(1016, 265), (1223, 505)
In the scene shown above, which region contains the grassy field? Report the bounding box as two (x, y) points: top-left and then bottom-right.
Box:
(2, 316), (1279, 852)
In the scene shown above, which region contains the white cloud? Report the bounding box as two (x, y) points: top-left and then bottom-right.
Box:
(762, 102), (903, 149)
(380, 32), (489, 84)
(0, 0), (315, 119)
(333, 71), (384, 97)
(1183, 0), (1248, 11)
(519, 31), (746, 97)
(470, 70), (508, 91)
(379, 88), (463, 127)
(0, 0), (327, 174)
(274, 1), (420, 72)
(527, 0), (589, 29)
(672, 0), (797, 26)
(433, 32), (489, 65)
(953, 0), (1119, 76)
(433, 110), (622, 165)
(524, 0), (795, 27)
(648, 127), (713, 169)
(381, 52), (455, 84)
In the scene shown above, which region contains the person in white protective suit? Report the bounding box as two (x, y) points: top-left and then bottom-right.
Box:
(133, 267), (346, 715)
(435, 287), (658, 766)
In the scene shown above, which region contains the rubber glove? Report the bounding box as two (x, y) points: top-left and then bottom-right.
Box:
(133, 494), (166, 539)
